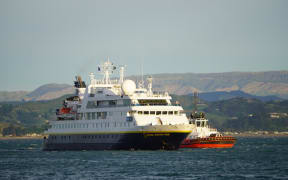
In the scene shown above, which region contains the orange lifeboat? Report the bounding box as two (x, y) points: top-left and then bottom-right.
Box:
(60, 107), (71, 114)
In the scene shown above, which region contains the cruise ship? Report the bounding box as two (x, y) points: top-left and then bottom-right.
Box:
(43, 59), (195, 150)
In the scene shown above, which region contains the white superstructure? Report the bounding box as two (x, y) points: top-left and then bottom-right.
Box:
(43, 59), (194, 150)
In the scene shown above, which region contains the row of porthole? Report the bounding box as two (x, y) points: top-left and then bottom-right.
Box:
(53, 122), (136, 129)
(50, 134), (121, 140)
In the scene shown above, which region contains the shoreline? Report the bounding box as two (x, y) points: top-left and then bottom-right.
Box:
(0, 136), (44, 140)
(1, 133), (288, 140)
(233, 134), (288, 138)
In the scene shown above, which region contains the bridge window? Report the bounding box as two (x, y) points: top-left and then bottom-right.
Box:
(87, 101), (97, 108)
(109, 100), (117, 106)
(150, 111), (155, 115)
(138, 99), (168, 106)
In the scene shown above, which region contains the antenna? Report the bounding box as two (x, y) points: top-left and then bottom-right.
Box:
(98, 57), (116, 84)
(193, 91), (199, 114)
(119, 65), (125, 84)
(141, 60), (143, 84)
(138, 60), (144, 88)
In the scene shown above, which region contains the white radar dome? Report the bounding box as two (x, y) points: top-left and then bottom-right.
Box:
(122, 80), (136, 95)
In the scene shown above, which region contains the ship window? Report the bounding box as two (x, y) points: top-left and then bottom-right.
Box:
(168, 111), (173, 115)
(162, 111), (167, 115)
(123, 99), (131, 106)
(156, 111), (161, 115)
(87, 101), (97, 109)
(201, 122), (205, 127)
(128, 111), (136, 115)
(126, 117), (133, 121)
(150, 111), (155, 115)
(109, 100), (117, 106)
(86, 113), (91, 120)
(138, 111), (143, 115)
(144, 111), (149, 115)
(109, 112), (113, 116)
(92, 113), (96, 119)
(174, 111), (178, 115)
(97, 112), (101, 119)
(101, 112), (107, 119)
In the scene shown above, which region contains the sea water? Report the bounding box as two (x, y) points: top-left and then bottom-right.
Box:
(0, 137), (288, 179)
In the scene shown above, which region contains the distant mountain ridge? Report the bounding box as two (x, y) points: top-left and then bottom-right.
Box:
(24, 84), (74, 101)
(0, 71), (287, 102)
(194, 91), (283, 102)
(141, 71), (288, 99)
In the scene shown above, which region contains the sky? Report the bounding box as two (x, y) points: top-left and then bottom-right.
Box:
(1, 0), (288, 91)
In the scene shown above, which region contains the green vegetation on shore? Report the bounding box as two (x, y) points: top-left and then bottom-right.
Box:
(172, 95), (288, 132)
(0, 95), (70, 136)
(0, 94), (287, 136)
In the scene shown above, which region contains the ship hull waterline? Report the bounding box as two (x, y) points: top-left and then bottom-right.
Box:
(43, 125), (195, 151)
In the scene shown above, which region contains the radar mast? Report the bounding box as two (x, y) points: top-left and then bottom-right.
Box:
(98, 57), (117, 84)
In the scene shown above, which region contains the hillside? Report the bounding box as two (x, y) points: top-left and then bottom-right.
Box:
(0, 94), (287, 136)
(24, 84), (74, 101)
(147, 71), (288, 98)
(0, 71), (287, 102)
(172, 95), (288, 132)
(0, 95), (70, 136)
(0, 91), (29, 102)
(194, 90), (283, 102)
(0, 84), (73, 102)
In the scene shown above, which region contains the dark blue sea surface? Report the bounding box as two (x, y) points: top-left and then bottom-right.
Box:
(0, 137), (288, 179)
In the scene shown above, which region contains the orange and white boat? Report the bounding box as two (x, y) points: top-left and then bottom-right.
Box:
(180, 113), (236, 148)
